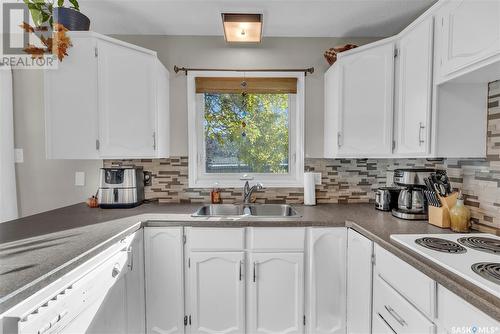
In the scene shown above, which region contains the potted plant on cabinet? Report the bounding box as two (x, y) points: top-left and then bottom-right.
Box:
(23, 0), (90, 31)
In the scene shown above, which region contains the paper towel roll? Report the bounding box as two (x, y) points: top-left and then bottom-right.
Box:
(304, 172), (316, 206)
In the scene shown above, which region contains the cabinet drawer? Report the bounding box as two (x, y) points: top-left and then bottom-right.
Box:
(187, 227), (245, 251)
(247, 227), (305, 251)
(373, 274), (435, 334)
(374, 244), (435, 318)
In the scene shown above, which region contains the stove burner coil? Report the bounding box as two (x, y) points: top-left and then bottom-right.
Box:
(471, 262), (500, 285)
(415, 237), (467, 253)
(457, 237), (500, 254)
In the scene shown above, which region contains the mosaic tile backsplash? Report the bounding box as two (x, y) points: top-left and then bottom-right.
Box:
(105, 81), (500, 233)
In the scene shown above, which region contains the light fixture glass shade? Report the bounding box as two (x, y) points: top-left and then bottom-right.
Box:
(222, 13), (263, 43)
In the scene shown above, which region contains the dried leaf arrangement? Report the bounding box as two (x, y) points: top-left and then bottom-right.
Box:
(19, 22), (72, 61)
(324, 44), (358, 65)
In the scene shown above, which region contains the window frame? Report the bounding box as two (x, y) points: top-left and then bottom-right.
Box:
(187, 71), (305, 188)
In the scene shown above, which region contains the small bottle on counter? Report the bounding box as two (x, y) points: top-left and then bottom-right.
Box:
(211, 183), (222, 204)
(449, 191), (471, 233)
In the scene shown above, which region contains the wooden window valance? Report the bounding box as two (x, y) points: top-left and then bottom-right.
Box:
(195, 77), (297, 94)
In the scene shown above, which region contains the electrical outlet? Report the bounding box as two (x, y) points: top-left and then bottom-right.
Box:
(313, 172), (322, 185)
(75, 172), (85, 186)
(14, 149), (23, 163)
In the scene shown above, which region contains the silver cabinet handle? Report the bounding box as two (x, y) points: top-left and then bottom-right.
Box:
(127, 246), (133, 271)
(384, 305), (407, 327)
(253, 262), (257, 282)
(418, 122), (425, 146)
(239, 261), (243, 281)
(337, 132), (342, 147)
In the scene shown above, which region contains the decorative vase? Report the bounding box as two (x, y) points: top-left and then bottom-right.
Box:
(449, 193), (471, 233)
(53, 7), (90, 31)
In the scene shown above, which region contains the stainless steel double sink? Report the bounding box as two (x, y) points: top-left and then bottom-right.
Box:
(192, 204), (300, 218)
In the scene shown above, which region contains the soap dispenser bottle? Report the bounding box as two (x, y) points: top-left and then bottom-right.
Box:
(449, 191), (471, 233)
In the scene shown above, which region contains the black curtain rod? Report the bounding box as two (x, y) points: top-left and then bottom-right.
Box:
(173, 65), (314, 76)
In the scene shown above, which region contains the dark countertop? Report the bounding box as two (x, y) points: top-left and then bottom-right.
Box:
(0, 203), (499, 321)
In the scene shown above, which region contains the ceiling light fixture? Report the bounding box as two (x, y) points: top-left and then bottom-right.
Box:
(222, 13), (263, 43)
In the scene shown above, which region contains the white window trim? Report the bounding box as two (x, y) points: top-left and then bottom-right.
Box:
(187, 71), (305, 188)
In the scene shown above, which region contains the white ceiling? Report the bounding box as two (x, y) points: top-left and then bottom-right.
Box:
(79, 0), (437, 37)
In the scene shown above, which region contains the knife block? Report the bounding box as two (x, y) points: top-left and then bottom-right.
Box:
(428, 192), (458, 228)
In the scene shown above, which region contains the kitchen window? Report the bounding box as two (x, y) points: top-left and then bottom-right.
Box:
(187, 72), (304, 188)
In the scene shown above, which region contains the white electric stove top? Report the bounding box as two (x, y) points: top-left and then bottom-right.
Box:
(390, 233), (500, 298)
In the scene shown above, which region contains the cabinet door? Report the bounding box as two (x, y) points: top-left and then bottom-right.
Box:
(248, 252), (304, 334)
(145, 227), (184, 334)
(323, 66), (340, 158)
(44, 36), (99, 159)
(346, 229), (373, 334)
(97, 39), (156, 158)
(394, 17), (433, 156)
(436, 284), (500, 332)
(189, 252), (245, 334)
(436, 0), (500, 79)
(337, 42), (395, 157)
(155, 61), (170, 158)
(305, 228), (346, 334)
(125, 230), (146, 334)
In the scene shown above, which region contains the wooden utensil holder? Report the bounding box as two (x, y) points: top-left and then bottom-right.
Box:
(428, 192), (458, 228)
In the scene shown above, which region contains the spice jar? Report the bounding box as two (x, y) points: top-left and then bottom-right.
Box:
(449, 192), (471, 233)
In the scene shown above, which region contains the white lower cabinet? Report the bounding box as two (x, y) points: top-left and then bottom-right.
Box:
(181, 227), (345, 334)
(346, 229), (373, 334)
(374, 244), (435, 318)
(435, 284), (500, 331)
(373, 274), (435, 334)
(125, 229), (147, 334)
(144, 227), (184, 334)
(247, 252), (305, 334)
(188, 252), (245, 334)
(306, 228), (346, 334)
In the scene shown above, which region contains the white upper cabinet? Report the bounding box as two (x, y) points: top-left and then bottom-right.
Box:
(97, 39), (156, 158)
(44, 32), (169, 159)
(434, 0), (500, 83)
(305, 228), (346, 334)
(189, 252), (246, 334)
(247, 252), (305, 334)
(44, 35), (99, 159)
(324, 40), (395, 158)
(145, 227), (184, 334)
(394, 16), (434, 156)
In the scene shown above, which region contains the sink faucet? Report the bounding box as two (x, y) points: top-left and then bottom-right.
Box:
(243, 181), (264, 204)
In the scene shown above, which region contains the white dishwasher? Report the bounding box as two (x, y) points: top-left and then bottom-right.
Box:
(1, 234), (134, 334)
